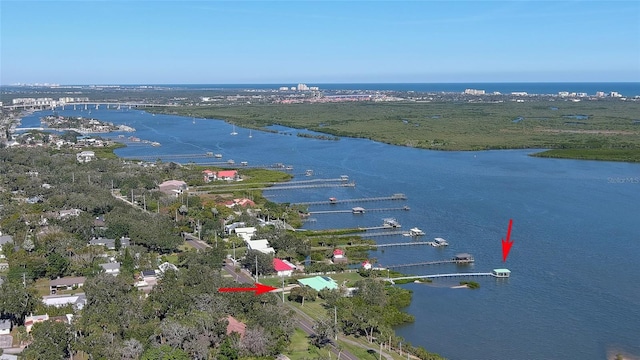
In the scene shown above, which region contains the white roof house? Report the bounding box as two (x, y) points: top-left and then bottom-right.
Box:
(42, 294), (87, 310)
(76, 150), (95, 163)
(234, 227), (257, 242)
(246, 239), (275, 254)
(100, 262), (120, 276)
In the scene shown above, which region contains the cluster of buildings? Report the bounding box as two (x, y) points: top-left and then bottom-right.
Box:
(278, 83), (319, 91)
(10, 97), (89, 108)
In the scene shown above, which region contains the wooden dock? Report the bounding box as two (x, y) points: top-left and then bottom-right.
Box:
(390, 272), (495, 281)
(309, 207), (409, 215)
(384, 259), (474, 269)
(293, 194), (407, 206)
(373, 241), (436, 247)
(189, 181), (356, 195)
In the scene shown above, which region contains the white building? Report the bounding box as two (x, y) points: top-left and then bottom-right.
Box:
(100, 262), (121, 276)
(76, 151), (96, 163)
(464, 89), (485, 95)
(246, 239), (274, 254)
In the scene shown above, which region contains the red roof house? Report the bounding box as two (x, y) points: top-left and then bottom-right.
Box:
(361, 260), (372, 270)
(333, 248), (348, 263)
(273, 258), (296, 277)
(226, 315), (246, 338)
(216, 170), (238, 181)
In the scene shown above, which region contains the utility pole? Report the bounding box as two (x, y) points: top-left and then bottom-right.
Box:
(334, 306), (338, 341)
(143, 195), (146, 211)
(379, 341), (382, 360)
(255, 255), (258, 282)
(282, 276), (285, 303)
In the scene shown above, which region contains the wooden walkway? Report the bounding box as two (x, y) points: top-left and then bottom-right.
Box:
(391, 272), (494, 281)
(309, 207), (409, 215)
(189, 182), (355, 195)
(293, 194), (407, 206)
(373, 241), (435, 247)
(385, 259), (474, 269)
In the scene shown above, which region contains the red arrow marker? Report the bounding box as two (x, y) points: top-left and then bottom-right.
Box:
(501, 219), (514, 262)
(218, 283), (277, 295)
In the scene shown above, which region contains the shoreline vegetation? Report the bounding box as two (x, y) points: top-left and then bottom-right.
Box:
(147, 100), (640, 162)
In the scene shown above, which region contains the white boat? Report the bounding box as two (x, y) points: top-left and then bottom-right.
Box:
(409, 227), (425, 236)
(433, 237), (449, 246)
(383, 218), (401, 228)
(305, 169), (314, 176)
(230, 124), (238, 136)
(249, 130), (253, 138)
(214, 153), (222, 158)
(227, 159), (235, 164)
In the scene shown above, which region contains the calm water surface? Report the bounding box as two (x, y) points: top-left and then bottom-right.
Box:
(21, 109), (640, 360)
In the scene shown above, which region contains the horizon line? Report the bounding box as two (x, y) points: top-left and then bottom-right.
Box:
(3, 81), (640, 87)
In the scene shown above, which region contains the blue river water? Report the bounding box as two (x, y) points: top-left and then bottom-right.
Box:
(19, 108), (640, 360)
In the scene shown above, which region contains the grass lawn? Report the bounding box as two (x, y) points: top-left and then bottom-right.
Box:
(283, 328), (333, 360)
(288, 298), (331, 321)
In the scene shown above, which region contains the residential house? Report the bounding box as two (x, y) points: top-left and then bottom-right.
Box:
(24, 314), (50, 333)
(158, 180), (188, 196)
(100, 262), (120, 276)
(298, 276), (339, 292)
(246, 239), (275, 254)
(224, 222), (246, 234)
(361, 260), (372, 270)
(273, 258), (296, 277)
(141, 270), (157, 282)
(58, 208), (82, 219)
(0, 235), (12, 259)
(0, 319), (11, 335)
(50, 276), (86, 294)
(76, 150), (95, 163)
(89, 236), (130, 250)
(42, 294), (87, 310)
(332, 249), (348, 264)
(0, 353), (18, 360)
(202, 169), (216, 183)
(216, 170), (239, 181)
(234, 227), (257, 242)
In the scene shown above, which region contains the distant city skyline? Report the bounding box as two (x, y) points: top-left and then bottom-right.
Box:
(1, 1), (639, 85)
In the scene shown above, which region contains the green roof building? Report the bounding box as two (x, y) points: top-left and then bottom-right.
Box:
(298, 276), (338, 291)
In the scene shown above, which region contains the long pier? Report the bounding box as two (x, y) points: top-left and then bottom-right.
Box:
(125, 153), (217, 160)
(293, 194), (407, 206)
(189, 182), (355, 195)
(384, 259), (474, 269)
(309, 207), (409, 215)
(391, 272), (495, 281)
(373, 241), (435, 247)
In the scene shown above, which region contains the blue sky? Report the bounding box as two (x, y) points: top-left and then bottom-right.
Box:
(1, 1), (639, 84)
